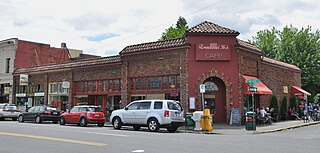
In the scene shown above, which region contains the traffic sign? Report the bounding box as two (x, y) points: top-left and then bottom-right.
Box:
(200, 84), (205, 93)
(248, 87), (258, 92)
(246, 78), (260, 87)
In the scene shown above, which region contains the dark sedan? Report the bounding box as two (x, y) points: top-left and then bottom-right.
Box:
(18, 105), (61, 124)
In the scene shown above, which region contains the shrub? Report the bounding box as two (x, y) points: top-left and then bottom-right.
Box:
(280, 96), (288, 116)
(290, 96), (298, 112)
(269, 95), (279, 114)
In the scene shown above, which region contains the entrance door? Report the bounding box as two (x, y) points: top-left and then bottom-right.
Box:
(203, 77), (226, 123)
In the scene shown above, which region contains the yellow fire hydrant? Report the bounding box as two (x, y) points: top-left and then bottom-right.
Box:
(201, 109), (213, 131)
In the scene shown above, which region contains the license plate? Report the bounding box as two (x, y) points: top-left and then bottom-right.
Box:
(10, 111), (14, 114)
(53, 112), (57, 114)
(95, 114), (100, 117)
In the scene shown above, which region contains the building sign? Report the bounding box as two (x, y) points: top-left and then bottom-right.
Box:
(16, 93), (26, 97)
(283, 86), (288, 94)
(34, 92), (45, 97)
(196, 43), (231, 61)
(62, 81), (70, 89)
(19, 74), (28, 86)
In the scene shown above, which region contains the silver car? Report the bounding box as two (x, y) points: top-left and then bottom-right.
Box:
(110, 100), (184, 132)
(0, 104), (20, 121)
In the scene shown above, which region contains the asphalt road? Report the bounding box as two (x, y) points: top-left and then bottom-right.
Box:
(0, 120), (320, 153)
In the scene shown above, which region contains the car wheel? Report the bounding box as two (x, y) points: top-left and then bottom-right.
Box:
(18, 115), (24, 123)
(98, 123), (104, 127)
(167, 125), (178, 133)
(60, 117), (66, 125)
(148, 118), (160, 132)
(112, 117), (122, 130)
(12, 117), (17, 121)
(53, 121), (58, 124)
(79, 117), (87, 127)
(35, 116), (42, 124)
(133, 125), (141, 131)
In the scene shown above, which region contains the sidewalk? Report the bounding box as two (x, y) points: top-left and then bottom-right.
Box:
(179, 120), (320, 135)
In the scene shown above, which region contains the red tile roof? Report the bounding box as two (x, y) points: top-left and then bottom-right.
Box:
(262, 57), (300, 71)
(120, 38), (189, 54)
(236, 39), (262, 53)
(14, 55), (121, 74)
(187, 21), (239, 35)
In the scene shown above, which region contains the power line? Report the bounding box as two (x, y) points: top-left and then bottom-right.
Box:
(88, 0), (229, 52)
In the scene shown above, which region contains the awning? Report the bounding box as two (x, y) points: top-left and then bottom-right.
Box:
(291, 86), (311, 96)
(243, 75), (273, 95)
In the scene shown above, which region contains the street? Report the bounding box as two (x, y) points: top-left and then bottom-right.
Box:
(0, 120), (320, 153)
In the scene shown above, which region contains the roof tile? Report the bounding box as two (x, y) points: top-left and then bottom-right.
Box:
(236, 39), (262, 53)
(14, 55), (121, 74)
(187, 21), (239, 35)
(120, 38), (189, 54)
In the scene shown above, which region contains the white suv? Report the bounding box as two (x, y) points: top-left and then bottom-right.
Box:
(110, 100), (184, 132)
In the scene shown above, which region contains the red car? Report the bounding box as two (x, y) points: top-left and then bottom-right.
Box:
(59, 105), (105, 127)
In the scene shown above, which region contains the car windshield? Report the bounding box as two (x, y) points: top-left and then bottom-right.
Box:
(87, 107), (102, 112)
(167, 101), (183, 111)
(4, 105), (17, 110)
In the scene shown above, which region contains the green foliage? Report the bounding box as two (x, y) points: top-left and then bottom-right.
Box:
(290, 96), (298, 112)
(280, 96), (288, 116)
(269, 95), (279, 113)
(160, 16), (188, 40)
(252, 25), (320, 86)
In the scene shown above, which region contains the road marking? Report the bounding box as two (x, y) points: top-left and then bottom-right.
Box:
(0, 132), (107, 147)
(132, 150), (144, 152)
(87, 132), (128, 137)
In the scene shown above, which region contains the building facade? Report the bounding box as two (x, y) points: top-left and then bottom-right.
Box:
(12, 21), (310, 124)
(0, 38), (82, 104)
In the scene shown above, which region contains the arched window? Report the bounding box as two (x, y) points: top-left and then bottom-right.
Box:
(204, 81), (219, 92)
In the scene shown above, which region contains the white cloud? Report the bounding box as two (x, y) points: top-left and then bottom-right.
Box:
(1, 0), (320, 56)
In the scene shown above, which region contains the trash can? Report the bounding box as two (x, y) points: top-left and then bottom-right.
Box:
(185, 113), (195, 129)
(245, 111), (256, 130)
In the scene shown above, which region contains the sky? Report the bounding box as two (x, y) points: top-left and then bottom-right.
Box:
(1, 0), (319, 56)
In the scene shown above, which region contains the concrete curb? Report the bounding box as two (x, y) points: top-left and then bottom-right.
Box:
(254, 121), (320, 134)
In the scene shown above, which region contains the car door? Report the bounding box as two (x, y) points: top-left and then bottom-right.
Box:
(65, 107), (79, 123)
(31, 106), (40, 121)
(135, 101), (151, 124)
(24, 106), (35, 121)
(122, 102), (139, 124)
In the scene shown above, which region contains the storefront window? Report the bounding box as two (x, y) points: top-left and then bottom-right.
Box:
(98, 81), (103, 92)
(163, 76), (168, 89)
(136, 78), (142, 90)
(93, 81), (97, 92)
(84, 82), (87, 92)
(109, 80), (113, 91)
(103, 80), (108, 91)
(131, 79), (135, 90)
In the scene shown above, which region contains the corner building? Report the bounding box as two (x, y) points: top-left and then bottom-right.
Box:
(13, 21), (308, 124)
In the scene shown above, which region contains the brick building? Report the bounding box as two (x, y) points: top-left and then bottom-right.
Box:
(0, 38), (82, 104)
(12, 21), (310, 124)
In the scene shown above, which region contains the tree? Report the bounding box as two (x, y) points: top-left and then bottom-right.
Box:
(160, 16), (188, 40)
(252, 26), (320, 87)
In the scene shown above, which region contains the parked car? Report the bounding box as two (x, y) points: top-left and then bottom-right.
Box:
(110, 100), (185, 132)
(59, 105), (105, 127)
(0, 103), (20, 121)
(18, 105), (60, 124)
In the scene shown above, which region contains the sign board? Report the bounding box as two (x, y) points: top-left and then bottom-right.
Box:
(248, 87), (258, 92)
(229, 108), (241, 126)
(283, 86), (288, 94)
(19, 74), (28, 86)
(196, 43), (231, 61)
(62, 81), (70, 89)
(16, 93), (26, 97)
(34, 92), (45, 97)
(200, 84), (205, 93)
(189, 97), (195, 109)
